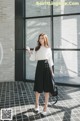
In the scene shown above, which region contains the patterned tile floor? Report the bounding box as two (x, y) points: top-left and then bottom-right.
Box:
(0, 81), (80, 121)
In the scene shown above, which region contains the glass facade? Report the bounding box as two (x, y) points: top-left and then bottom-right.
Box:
(53, 15), (80, 49)
(26, 0), (51, 17)
(25, 18), (51, 80)
(26, 18), (51, 48)
(53, 0), (80, 15)
(54, 51), (80, 77)
(25, 0), (80, 85)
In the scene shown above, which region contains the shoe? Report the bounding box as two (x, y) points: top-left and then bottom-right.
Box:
(41, 111), (47, 116)
(34, 107), (39, 111)
(34, 106), (39, 113)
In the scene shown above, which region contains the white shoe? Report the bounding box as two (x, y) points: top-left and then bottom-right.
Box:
(34, 106), (39, 112)
(41, 111), (47, 116)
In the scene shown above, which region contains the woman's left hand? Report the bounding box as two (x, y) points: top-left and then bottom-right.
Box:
(50, 69), (54, 77)
(52, 72), (54, 77)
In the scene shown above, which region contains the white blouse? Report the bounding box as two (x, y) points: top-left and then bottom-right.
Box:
(29, 46), (54, 69)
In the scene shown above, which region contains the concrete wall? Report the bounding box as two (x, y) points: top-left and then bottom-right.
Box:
(0, 0), (15, 82)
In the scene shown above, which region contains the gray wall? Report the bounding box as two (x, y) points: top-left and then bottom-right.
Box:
(0, 0), (15, 82)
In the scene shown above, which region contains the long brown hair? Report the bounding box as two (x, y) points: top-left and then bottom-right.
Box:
(35, 33), (49, 51)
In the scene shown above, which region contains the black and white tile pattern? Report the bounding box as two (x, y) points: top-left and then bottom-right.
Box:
(0, 82), (80, 121)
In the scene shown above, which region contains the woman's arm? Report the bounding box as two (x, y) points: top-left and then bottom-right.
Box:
(48, 48), (54, 76)
(30, 48), (36, 61)
(26, 46), (31, 55)
(26, 46), (36, 61)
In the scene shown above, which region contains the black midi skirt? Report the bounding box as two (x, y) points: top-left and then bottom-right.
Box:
(34, 59), (53, 93)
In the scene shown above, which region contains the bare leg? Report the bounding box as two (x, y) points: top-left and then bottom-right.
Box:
(35, 91), (40, 108)
(43, 92), (49, 112)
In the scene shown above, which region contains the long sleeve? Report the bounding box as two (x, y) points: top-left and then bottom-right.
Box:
(29, 46), (54, 64)
(29, 48), (36, 61)
(48, 48), (54, 71)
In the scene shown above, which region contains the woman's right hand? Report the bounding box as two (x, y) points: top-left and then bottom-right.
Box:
(26, 46), (31, 55)
(26, 46), (30, 52)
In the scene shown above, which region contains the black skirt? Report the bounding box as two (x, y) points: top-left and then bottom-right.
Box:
(34, 59), (53, 93)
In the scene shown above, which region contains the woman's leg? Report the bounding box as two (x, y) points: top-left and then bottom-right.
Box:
(35, 91), (40, 108)
(43, 92), (49, 112)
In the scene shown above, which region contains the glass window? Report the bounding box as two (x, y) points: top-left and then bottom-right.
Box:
(25, 0), (80, 85)
(54, 51), (80, 77)
(26, 53), (37, 80)
(53, 0), (80, 15)
(26, 18), (51, 47)
(53, 15), (80, 49)
(26, 18), (51, 80)
(54, 50), (80, 84)
(26, 0), (51, 17)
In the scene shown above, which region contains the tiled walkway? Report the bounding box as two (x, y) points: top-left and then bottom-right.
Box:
(0, 81), (80, 121)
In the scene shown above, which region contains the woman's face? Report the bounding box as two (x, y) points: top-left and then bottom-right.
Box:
(39, 36), (45, 46)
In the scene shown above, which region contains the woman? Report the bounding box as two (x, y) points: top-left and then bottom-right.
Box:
(26, 33), (54, 115)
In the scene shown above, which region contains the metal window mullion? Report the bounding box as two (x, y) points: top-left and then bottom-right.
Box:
(24, 12), (80, 19)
